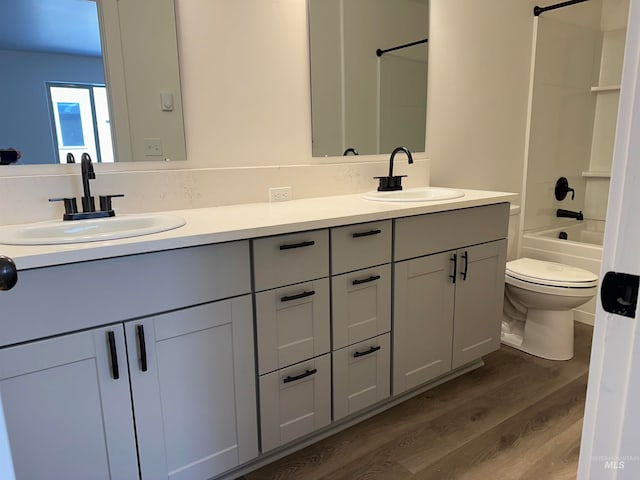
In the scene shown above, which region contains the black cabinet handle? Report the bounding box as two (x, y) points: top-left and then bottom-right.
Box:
(353, 345), (381, 358)
(279, 240), (315, 250)
(352, 275), (381, 286)
(461, 251), (469, 281)
(352, 229), (382, 238)
(0, 256), (18, 291)
(450, 253), (457, 284)
(281, 290), (316, 302)
(107, 331), (119, 380)
(283, 368), (318, 384)
(137, 325), (148, 372)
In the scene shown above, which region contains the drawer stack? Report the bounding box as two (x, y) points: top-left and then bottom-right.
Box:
(253, 230), (331, 452)
(330, 220), (392, 420)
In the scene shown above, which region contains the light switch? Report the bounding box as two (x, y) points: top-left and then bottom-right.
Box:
(144, 138), (163, 156)
(160, 93), (174, 111)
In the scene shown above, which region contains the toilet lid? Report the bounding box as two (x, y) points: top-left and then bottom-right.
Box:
(506, 258), (598, 288)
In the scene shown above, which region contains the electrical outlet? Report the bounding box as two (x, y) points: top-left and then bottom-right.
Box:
(144, 138), (163, 156)
(269, 186), (292, 202)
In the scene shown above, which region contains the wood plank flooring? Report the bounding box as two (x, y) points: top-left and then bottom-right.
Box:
(241, 323), (592, 480)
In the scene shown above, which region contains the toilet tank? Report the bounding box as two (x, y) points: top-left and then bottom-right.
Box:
(507, 204), (521, 261)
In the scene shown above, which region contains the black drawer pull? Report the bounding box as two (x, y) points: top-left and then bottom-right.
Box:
(353, 345), (381, 358)
(137, 325), (148, 372)
(450, 253), (457, 284)
(352, 229), (382, 238)
(283, 368), (318, 384)
(107, 331), (119, 380)
(352, 275), (381, 286)
(281, 290), (315, 302)
(279, 240), (315, 250)
(461, 251), (469, 281)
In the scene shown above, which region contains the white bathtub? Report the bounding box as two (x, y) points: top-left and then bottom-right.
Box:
(520, 220), (604, 325)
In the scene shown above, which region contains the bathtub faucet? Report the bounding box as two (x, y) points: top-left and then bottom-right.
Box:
(557, 208), (583, 221)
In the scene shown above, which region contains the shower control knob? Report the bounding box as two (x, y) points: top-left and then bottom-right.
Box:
(0, 256), (18, 291)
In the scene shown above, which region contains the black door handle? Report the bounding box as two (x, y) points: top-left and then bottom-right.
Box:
(0, 256), (18, 291)
(352, 229), (382, 238)
(137, 324), (148, 372)
(107, 331), (119, 380)
(450, 254), (457, 284)
(283, 368), (318, 384)
(601, 271), (639, 318)
(352, 275), (381, 286)
(281, 290), (316, 302)
(461, 251), (469, 281)
(353, 345), (381, 358)
(279, 240), (315, 250)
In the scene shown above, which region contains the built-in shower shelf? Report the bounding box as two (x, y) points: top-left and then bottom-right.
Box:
(582, 171), (611, 178)
(590, 85), (621, 93)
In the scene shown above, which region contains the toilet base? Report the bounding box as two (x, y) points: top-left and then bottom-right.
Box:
(501, 308), (574, 360)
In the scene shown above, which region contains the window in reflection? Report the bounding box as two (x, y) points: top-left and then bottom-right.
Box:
(47, 84), (114, 164)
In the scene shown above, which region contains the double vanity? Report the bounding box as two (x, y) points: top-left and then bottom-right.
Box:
(0, 188), (514, 480)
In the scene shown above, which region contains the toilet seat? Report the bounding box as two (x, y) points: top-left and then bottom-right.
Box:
(505, 258), (598, 288)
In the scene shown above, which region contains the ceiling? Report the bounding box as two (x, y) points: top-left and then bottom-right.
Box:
(0, 0), (102, 57)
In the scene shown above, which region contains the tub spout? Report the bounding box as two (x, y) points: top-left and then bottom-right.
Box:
(556, 209), (583, 221)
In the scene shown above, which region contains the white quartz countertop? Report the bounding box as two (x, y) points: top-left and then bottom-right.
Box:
(1, 188), (516, 270)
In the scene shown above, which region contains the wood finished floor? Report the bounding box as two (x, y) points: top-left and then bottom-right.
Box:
(241, 323), (592, 480)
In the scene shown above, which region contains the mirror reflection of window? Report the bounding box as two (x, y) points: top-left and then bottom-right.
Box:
(47, 84), (114, 164)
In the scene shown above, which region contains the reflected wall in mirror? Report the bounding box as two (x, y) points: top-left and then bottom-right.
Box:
(0, 0), (186, 165)
(308, 0), (429, 158)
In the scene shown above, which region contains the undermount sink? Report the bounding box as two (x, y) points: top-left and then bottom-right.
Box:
(362, 187), (465, 202)
(0, 214), (186, 245)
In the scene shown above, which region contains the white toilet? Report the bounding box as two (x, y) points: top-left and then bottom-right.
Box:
(501, 206), (598, 360)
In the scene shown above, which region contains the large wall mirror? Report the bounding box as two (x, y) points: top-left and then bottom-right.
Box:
(308, 0), (429, 158)
(0, 0), (186, 166)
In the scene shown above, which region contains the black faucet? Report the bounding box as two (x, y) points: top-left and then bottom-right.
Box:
(81, 153), (96, 213)
(557, 209), (583, 221)
(343, 147), (359, 156)
(49, 153), (124, 220)
(374, 146), (414, 191)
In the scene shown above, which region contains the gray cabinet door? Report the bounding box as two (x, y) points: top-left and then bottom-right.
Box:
(393, 252), (455, 395)
(333, 333), (391, 420)
(0, 327), (138, 480)
(256, 279), (330, 374)
(259, 354), (331, 452)
(332, 265), (391, 349)
(452, 239), (507, 369)
(128, 295), (258, 480)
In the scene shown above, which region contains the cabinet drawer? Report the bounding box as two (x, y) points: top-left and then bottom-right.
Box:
(253, 229), (329, 291)
(331, 220), (391, 274)
(1, 241), (251, 347)
(259, 354), (331, 452)
(256, 279), (330, 375)
(394, 203), (509, 261)
(332, 333), (390, 421)
(331, 265), (391, 349)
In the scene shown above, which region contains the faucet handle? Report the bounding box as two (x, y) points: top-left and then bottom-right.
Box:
(374, 175), (406, 192)
(99, 194), (125, 212)
(555, 177), (575, 201)
(49, 197), (78, 216)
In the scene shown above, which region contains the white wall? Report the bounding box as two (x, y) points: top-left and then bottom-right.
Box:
(523, 14), (601, 232)
(0, 50), (105, 165)
(522, 0), (629, 233)
(2, 0), (541, 226)
(103, 0), (186, 163)
(426, 0), (534, 194)
(175, 0), (313, 168)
